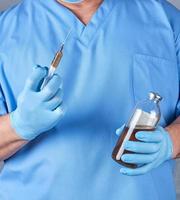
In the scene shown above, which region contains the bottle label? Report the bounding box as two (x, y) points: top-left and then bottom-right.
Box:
(130, 109), (158, 128)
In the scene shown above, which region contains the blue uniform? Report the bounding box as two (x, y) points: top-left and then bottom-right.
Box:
(0, 0), (179, 199)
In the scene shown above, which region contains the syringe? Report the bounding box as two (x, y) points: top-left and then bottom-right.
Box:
(41, 45), (64, 89)
(41, 29), (72, 89)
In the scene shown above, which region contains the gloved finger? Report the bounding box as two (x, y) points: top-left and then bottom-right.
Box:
(121, 153), (158, 165)
(53, 105), (65, 120)
(116, 124), (126, 136)
(135, 129), (163, 143)
(45, 89), (63, 111)
(41, 74), (62, 101)
(25, 65), (47, 91)
(120, 162), (155, 176)
(124, 141), (160, 154)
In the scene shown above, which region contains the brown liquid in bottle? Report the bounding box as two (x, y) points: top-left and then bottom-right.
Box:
(112, 126), (155, 168)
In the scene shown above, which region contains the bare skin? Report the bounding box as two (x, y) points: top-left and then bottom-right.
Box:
(166, 118), (180, 158)
(57, 0), (103, 25)
(0, 115), (27, 161)
(0, 0), (179, 162)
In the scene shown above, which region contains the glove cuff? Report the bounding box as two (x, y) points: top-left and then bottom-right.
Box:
(9, 111), (36, 141)
(164, 128), (174, 160)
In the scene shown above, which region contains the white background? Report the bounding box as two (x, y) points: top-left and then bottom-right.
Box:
(0, 0), (180, 199)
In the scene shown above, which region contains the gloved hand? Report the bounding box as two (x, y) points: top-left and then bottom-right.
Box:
(10, 65), (64, 141)
(115, 125), (173, 176)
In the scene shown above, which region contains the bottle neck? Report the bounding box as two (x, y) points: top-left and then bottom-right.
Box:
(153, 99), (159, 104)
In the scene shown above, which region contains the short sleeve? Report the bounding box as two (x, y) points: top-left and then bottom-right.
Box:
(0, 84), (7, 116)
(0, 67), (7, 166)
(160, 0), (180, 117)
(175, 33), (180, 117)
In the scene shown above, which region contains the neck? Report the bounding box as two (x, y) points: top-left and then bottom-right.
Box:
(57, 0), (103, 25)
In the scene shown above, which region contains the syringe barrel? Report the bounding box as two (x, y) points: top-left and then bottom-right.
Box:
(51, 51), (63, 69)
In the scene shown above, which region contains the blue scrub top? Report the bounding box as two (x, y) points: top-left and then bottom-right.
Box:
(0, 0), (179, 199)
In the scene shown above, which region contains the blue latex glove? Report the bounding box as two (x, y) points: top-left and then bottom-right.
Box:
(10, 65), (64, 140)
(115, 125), (173, 176)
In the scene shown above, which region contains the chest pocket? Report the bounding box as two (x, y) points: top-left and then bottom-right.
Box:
(132, 54), (179, 126)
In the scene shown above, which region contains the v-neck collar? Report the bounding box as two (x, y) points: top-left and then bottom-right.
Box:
(41, 0), (119, 46)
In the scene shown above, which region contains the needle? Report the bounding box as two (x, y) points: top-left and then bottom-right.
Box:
(41, 29), (72, 89)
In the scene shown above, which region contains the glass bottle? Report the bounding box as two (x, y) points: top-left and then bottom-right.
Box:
(112, 92), (162, 168)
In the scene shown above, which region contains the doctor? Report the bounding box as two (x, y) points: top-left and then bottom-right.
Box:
(0, 0), (179, 199)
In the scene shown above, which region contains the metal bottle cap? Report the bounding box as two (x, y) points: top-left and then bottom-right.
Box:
(149, 92), (162, 102)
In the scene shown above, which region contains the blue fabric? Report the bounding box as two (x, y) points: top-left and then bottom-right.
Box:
(0, 0), (179, 199)
(161, 0), (180, 117)
(175, 32), (180, 116)
(0, 85), (7, 115)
